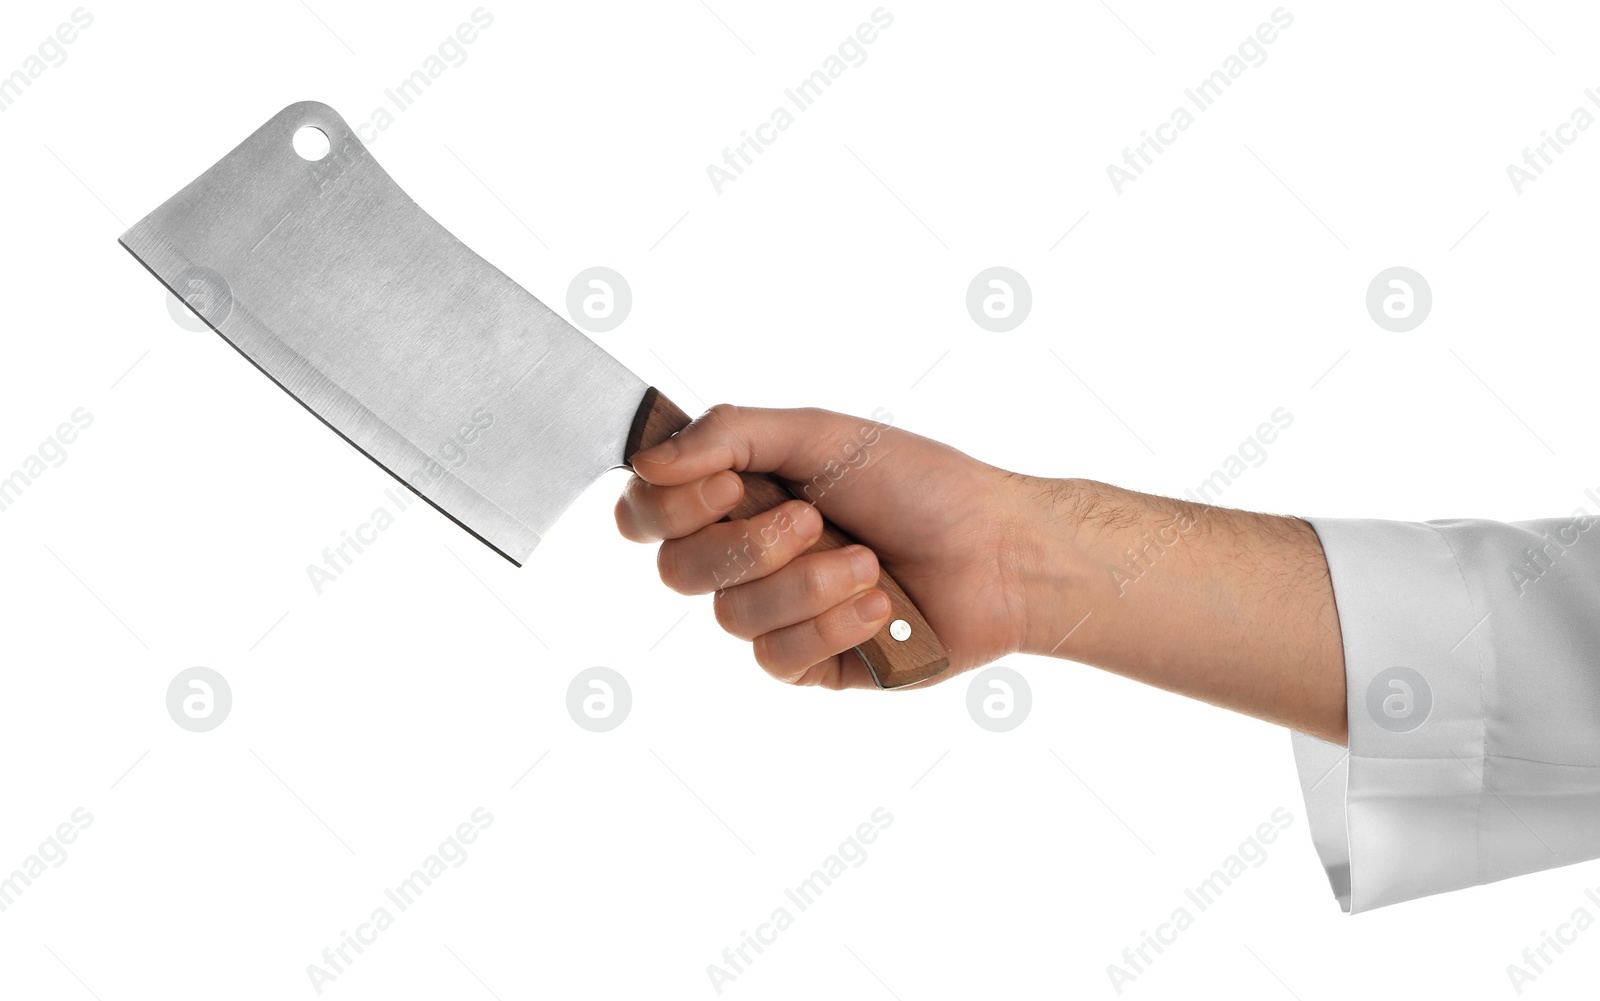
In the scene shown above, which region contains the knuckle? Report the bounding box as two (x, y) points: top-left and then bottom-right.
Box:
(816, 662), (852, 691)
(656, 503), (689, 541)
(750, 537), (784, 576)
(755, 546), (799, 582)
(810, 606), (858, 651)
(613, 498), (640, 541)
(751, 634), (802, 683)
(614, 483), (650, 542)
(702, 404), (751, 469)
(747, 506), (809, 572)
(800, 561), (836, 606)
(711, 589), (749, 639)
(655, 542), (697, 595)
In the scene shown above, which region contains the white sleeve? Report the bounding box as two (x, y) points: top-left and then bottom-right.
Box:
(1291, 513), (1600, 913)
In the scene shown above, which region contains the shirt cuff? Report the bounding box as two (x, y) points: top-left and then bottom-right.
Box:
(1294, 517), (1485, 911)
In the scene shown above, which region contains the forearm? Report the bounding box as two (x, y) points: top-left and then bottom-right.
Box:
(1014, 478), (1348, 744)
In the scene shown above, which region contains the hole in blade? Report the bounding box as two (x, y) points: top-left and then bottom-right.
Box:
(293, 125), (331, 161)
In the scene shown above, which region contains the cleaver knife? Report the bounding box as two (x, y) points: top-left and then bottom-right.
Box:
(119, 101), (949, 689)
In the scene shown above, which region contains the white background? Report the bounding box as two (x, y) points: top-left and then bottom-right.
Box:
(2, 1), (1598, 998)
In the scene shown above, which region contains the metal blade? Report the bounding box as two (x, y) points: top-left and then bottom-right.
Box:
(120, 101), (647, 566)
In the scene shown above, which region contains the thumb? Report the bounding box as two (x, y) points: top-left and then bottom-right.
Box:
(629, 403), (895, 489)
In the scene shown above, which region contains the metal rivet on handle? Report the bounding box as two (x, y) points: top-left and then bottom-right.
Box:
(889, 619), (911, 642)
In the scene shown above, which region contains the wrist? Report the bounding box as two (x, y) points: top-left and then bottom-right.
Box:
(1010, 476), (1225, 660)
(1001, 475), (1110, 658)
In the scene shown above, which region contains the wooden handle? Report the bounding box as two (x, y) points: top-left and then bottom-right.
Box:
(626, 389), (950, 689)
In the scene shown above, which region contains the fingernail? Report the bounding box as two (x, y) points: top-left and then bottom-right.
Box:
(795, 502), (824, 542)
(846, 546), (879, 585)
(702, 471), (742, 510)
(633, 437), (677, 465)
(854, 589), (891, 623)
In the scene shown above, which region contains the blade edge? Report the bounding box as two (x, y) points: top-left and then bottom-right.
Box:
(120, 221), (541, 566)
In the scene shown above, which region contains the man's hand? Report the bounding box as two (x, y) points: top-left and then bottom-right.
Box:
(616, 405), (1048, 689)
(615, 405), (1348, 744)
